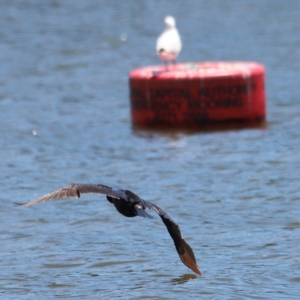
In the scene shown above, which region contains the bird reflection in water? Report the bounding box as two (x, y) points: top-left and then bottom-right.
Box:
(171, 273), (198, 285)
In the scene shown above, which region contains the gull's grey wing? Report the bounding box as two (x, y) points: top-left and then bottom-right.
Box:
(15, 184), (126, 207)
(143, 200), (201, 275)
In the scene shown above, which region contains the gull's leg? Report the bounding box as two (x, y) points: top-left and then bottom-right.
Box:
(172, 59), (176, 69)
(164, 60), (169, 71)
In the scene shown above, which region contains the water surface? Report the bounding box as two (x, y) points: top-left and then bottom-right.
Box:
(1, 0), (300, 299)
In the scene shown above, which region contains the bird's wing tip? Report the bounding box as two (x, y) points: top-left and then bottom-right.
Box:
(180, 253), (202, 275)
(195, 268), (202, 276)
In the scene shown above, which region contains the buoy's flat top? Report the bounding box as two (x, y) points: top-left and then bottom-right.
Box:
(130, 62), (264, 79)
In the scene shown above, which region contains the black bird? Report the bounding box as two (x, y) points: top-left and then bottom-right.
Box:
(16, 184), (201, 275)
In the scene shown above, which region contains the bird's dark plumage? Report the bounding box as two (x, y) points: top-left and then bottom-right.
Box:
(16, 184), (201, 275)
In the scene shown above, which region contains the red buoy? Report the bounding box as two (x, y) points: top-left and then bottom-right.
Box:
(129, 62), (266, 129)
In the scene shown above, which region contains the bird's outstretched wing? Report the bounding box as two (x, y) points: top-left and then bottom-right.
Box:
(15, 184), (125, 207)
(142, 200), (201, 275)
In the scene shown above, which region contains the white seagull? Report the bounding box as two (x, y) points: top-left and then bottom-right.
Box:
(156, 16), (182, 69)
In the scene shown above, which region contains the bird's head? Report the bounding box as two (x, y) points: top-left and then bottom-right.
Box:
(164, 16), (176, 29)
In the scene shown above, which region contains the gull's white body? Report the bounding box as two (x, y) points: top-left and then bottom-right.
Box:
(156, 16), (182, 62)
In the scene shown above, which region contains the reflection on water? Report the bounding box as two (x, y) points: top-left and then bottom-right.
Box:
(171, 274), (198, 285)
(1, 0), (300, 299)
(132, 120), (268, 137)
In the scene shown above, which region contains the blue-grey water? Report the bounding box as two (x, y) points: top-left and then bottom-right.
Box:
(1, 0), (300, 299)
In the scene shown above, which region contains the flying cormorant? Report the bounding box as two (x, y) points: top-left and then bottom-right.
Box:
(16, 184), (201, 275)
